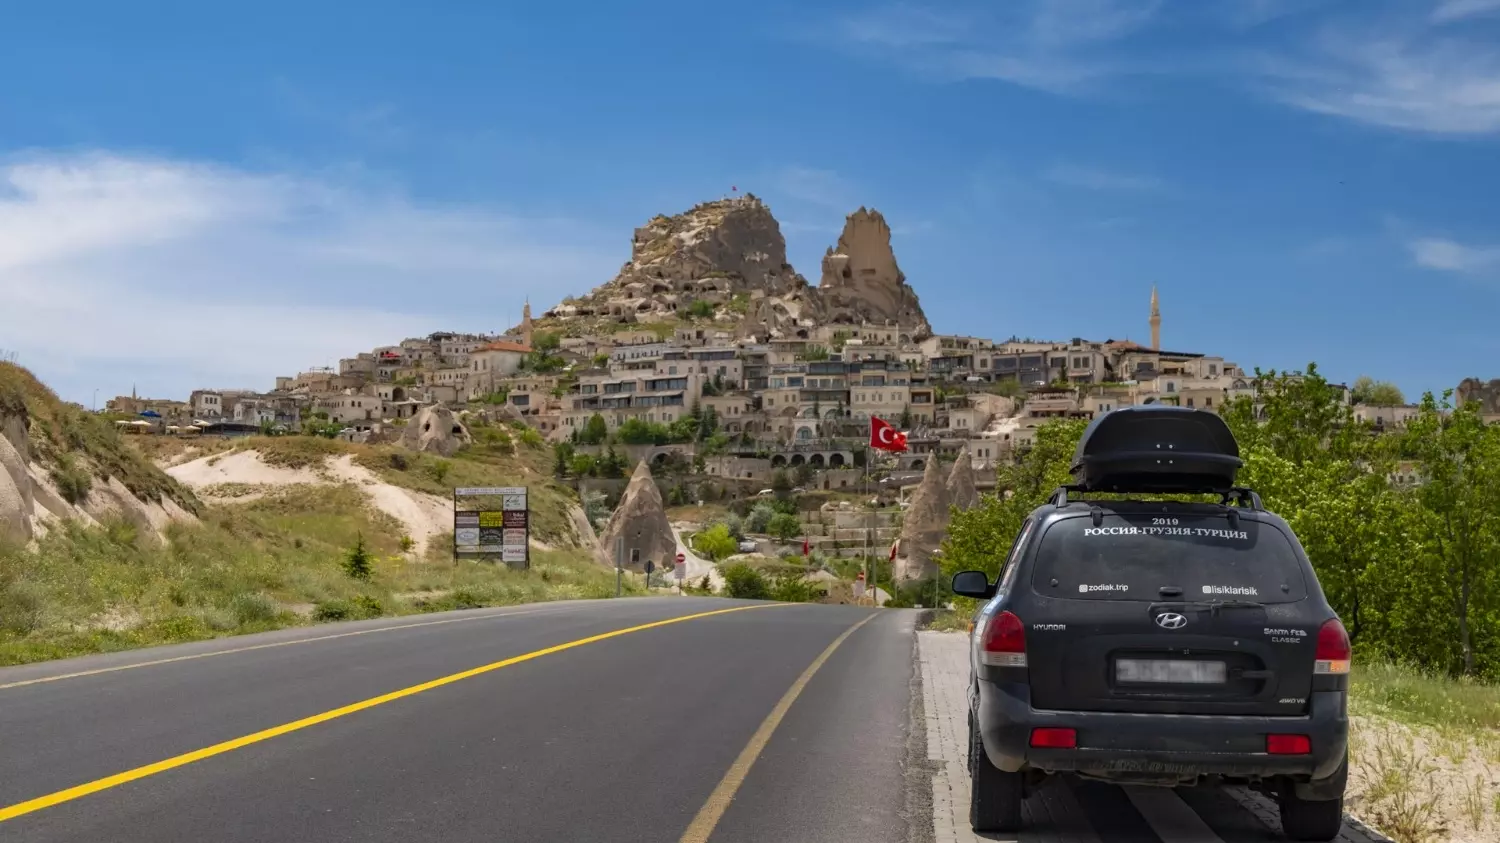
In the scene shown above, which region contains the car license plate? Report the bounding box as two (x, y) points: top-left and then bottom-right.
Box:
(1116, 658), (1227, 684)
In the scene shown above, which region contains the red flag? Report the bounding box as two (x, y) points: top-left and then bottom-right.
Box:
(889, 539), (899, 561)
(869, 416), (908, 453)
(802, 537), (810, 557)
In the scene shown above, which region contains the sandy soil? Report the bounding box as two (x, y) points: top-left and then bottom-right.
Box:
(1347, 715), (1499, 843)
(168, 451), (324, 489)
(168, 450), (452, 556)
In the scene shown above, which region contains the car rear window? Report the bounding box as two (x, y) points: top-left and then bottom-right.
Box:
(1029, 513), (1308, 603)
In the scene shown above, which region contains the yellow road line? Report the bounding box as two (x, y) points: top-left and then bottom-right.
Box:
(0, 604), (578, 691)
(0, 603), (782, 824)
(678, 612), (878, 843)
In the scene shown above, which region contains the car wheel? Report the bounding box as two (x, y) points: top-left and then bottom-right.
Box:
(1278, 793), (1343, 842)
(968, 714), (1023, 833)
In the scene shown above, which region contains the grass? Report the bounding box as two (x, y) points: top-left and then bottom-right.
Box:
(0, 483), (642, 666)
(199, 427), (582, 545)
(1351, 660), (1500, 731)
(0, 362), (201, 515)
(922, 609), (972, 633)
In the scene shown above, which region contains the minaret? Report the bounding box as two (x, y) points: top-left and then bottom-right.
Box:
(521, 299), (534, 349)
(1149, 286), (1161, 351)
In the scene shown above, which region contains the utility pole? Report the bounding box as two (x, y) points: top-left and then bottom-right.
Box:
(614, 536), (624, 598)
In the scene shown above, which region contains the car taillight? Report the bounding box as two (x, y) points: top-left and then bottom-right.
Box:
(980, 610), (1026, 667)
(1267, 734), (1312, 755)
(1314, 618), (1351, 675)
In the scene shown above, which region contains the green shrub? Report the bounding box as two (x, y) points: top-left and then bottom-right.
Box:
(313, 600), (352, 622)
(693, 524), (739, 561)
(230, 592), (280, 626)
(745, 503), (776, 533)
(720, 562), (770, 600)
(768, 567), (820, 603)
(766, 513), (803, 541)
(50, 454), (93, 505)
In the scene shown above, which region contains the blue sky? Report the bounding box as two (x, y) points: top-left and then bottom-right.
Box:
(2, 0), (1498, 406)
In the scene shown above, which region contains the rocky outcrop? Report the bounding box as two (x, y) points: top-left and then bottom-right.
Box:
(814, 208), (931, 337)
(537, 196), (931, 341)
(398, 405), (472, 457)
(896, 458), (949, 581)
(1457, 378), (1500, 417)
(0, 405), (34, 544)
(597, 459), (676, 570)
(946, 446), (978, 512)
(0, 365), (199, 545)
(542, 195), (811, 331)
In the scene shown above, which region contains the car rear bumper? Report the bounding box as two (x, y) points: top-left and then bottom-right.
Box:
(975, 680), (1348, 791)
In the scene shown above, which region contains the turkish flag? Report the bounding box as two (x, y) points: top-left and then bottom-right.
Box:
(802, 537), (810, 557)
(869, 416), (908, 453)
(889, 539), (899, 561)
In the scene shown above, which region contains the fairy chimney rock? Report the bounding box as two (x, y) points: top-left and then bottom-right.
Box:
(946, 446), (978, 512)
(597, 459), (676, 571)
(816, 207), (931, 337)
(897, 457), (950, 581)
(398, 405), (472, 457)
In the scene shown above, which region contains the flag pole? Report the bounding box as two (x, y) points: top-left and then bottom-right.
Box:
(865, 446), (874, 607)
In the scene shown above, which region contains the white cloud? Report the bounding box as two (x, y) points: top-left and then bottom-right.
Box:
(1028, 0), (1161, 47)
(1258, 27), (1500, 135)
(827, 0), (1161, 94)
(1433, 0), (1500, 24)
(0, 152), (616, 403)
(1407, 236), (1500, 273)
(1043, 163), (1166, 192)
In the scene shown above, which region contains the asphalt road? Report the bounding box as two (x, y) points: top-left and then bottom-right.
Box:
(0, 599), (918, 843)
(0, 598), (1387, 843)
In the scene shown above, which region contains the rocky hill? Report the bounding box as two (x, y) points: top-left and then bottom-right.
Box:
(0, 362), (201, 547)
(539, 195), (932, 340)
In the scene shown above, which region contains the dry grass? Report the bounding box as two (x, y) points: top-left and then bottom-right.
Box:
(1348, 662), (1500, 843)
(0, 482), (639, 666)
(0, 362), (201, 514)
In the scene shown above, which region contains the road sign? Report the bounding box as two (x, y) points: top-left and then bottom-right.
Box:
(674, 562), (686, 581)
(644, 560), (656, 576)
(675, 553), (686, 564)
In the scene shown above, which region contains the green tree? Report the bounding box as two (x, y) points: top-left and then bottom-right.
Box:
(767, 512), (803, 541)
(568, 453), (598, 477)
(1351, 375), (1405, 406)
(694, 524), (739, 561)
(770, 468), (793, 495)
(794, 462), (815, 488)
(581, 414), (609, 446)
(1403, 394), (1500, 675)
(618, 418), (670, 445)
(552, 442), (574, 476)
(342, 535), (373, 581)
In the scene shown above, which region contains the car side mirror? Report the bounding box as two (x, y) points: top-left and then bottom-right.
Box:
(951, 570), (994, 599)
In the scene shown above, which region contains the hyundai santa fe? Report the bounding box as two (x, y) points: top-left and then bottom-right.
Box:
(951, 406), (1351, 842)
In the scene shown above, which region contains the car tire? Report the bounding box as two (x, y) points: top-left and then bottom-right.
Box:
(968, 712), (1023, 833)
(1279, 793), (1343, 842)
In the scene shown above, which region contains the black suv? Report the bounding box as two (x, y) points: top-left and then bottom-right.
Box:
(951, 406), (1350, 842)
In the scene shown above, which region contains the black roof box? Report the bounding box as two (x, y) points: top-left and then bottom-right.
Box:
(1070, 405), (1242, 493)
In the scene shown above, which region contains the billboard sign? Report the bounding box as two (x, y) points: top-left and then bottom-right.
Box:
(454, 486), (528, 567)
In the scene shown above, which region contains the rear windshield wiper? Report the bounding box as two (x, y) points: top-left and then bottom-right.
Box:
(1151, 599), (1264, 617)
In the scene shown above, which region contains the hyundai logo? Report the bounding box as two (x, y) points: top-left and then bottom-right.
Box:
(1155, 612), (1188, 630)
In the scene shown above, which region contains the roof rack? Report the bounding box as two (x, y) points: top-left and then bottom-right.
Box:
(1048, 484), (1264, 511)
(1064, 405), (1251, 497)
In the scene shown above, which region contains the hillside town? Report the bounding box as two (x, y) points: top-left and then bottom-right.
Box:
(104, 196), (1497, 506)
